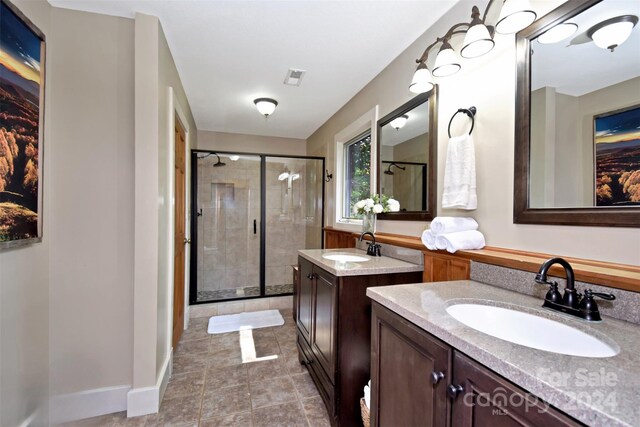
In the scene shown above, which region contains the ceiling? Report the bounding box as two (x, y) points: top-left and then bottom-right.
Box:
(531, 0), (640, 96)
(47, 0), (459, 140)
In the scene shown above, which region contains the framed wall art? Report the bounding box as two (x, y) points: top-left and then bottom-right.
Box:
(0, 0), (45, 248)
(594, 105), (640, 207)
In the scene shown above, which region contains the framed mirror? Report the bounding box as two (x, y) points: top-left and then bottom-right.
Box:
(377, 89), (438, 221)
(515, 0), (640, 227)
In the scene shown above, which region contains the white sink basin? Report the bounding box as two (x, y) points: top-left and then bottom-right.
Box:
(322, 253), (370, 263)
(446, 303), (618, 358)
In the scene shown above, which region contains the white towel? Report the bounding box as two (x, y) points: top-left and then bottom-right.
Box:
(430, 217), (478, 235)
(442, 134), (477, 210)
(364, 383), (371, 409)
(421, 229), (437, 250)
(435, 230), (485, 253)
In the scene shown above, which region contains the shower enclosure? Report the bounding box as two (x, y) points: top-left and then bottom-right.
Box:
(190, 150), (324, 304)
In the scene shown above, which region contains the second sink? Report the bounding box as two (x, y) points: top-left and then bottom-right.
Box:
(446, 303), (618, 358)
(322, 253), (370, 263)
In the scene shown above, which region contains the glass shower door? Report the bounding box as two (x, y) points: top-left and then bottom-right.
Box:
(264, 156), (324, 296)
(194, 152), (261, 302)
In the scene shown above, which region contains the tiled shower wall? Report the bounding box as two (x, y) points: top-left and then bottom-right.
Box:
(196, 155), (323, 299)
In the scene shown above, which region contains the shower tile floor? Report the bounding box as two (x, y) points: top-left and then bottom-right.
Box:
(59, 308), (331, 427)
(197, 283), (294, 302)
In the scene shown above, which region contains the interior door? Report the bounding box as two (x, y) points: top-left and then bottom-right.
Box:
(173, 118), (186, 348)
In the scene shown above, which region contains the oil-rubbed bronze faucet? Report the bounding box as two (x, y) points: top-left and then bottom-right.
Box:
(535, 257), (615, 321)
(359, 232), (381, 256)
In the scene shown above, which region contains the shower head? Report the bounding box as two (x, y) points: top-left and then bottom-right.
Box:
(213, 153), (226, 167)
(384, 162), (406, 175)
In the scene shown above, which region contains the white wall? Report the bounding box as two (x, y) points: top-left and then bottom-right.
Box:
(48, 7), (135, 402)
(157, 20), (197, 377)
(307, 0), (640, 265)
(198, 130), (306, 156)
(0, 1), (51, 425)
(132, 12), (197, 414)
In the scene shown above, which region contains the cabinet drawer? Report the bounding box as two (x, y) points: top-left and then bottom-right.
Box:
(298, 335), (336, 417)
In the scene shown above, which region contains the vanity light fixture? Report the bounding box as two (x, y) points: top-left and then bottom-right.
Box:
(461, 6), (495, 58)
(390, 115), (409, 130)
(409, 0), (537, 93)
(409, 62), (434, 94)
(432, 38), (461, 77)
(587, 15), (638, 52)
(538, 22), (578, 44)
(253, 98), (278, 117)
(495, 0), (537, 34)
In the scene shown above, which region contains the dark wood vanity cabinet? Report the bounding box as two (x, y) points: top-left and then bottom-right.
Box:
(371, 301), (451, 427)
(297, 256), (422, 427)
(371, 303), (584, 427)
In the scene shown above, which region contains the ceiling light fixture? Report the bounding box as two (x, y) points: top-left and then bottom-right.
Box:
(538, 22), (578, 44)
(390, 115), (409, 130)
(587, 15), (638, 52)
(229, 155), (240, 161)
(409, 0), (537, 93)
(254, 98), (278, 117)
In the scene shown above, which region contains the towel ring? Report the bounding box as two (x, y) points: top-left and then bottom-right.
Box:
(448, 106), (477, 138)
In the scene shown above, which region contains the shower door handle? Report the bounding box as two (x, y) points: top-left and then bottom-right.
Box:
(253, 219), (257, 235)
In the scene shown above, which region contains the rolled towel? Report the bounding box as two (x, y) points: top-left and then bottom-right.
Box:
(431, 217), (478, 235)
(435, 230), (485, 253)
(421, 229), (437, 250)
(364, 384), (371, 409)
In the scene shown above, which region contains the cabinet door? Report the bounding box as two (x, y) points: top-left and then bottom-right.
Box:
(450, 352), (584, 427)
(371, 303), (451, 427)
(297, 257), (314, 344)
(311, 267), (338, 381)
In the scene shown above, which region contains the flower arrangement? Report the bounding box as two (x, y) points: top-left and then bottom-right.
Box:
(353, 194), (400, 216)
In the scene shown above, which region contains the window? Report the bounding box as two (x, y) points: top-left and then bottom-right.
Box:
(333, 105), (378, 225)
(343, 131), (371, 219)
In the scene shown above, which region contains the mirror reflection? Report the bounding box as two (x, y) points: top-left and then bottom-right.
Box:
(379, 100), (429, 212)
(529, 0), (640, 208)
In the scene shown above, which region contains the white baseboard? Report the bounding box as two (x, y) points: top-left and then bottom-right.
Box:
(50, 385), (130, 425)
(126, 350), (172, 417)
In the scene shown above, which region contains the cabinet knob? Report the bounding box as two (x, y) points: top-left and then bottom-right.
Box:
(447, 384), (464, 399)
(306, 273), (313, 280)
(431, 371), (445, 385)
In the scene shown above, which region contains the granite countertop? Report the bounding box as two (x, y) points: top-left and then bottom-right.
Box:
(367, 281), (640, 427)
(298, 248), (423, 277)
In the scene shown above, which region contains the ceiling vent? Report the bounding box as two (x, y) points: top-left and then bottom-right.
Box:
(284, 69), (306, 86)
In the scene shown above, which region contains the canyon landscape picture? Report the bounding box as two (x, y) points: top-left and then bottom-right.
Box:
(0, 0), (44, 244)
(595, 106), (640, 207)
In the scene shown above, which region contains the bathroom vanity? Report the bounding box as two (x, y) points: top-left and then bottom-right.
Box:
(296, 248), (423, 427)
(368, 281), (640, 427)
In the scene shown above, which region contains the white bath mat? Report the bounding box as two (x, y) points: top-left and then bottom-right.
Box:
(207, 309), (284, 334)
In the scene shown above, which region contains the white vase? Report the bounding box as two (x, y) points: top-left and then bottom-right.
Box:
(362, 212), (377, 234)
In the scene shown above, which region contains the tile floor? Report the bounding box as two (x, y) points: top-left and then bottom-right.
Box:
(61, 309), (331, 427)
